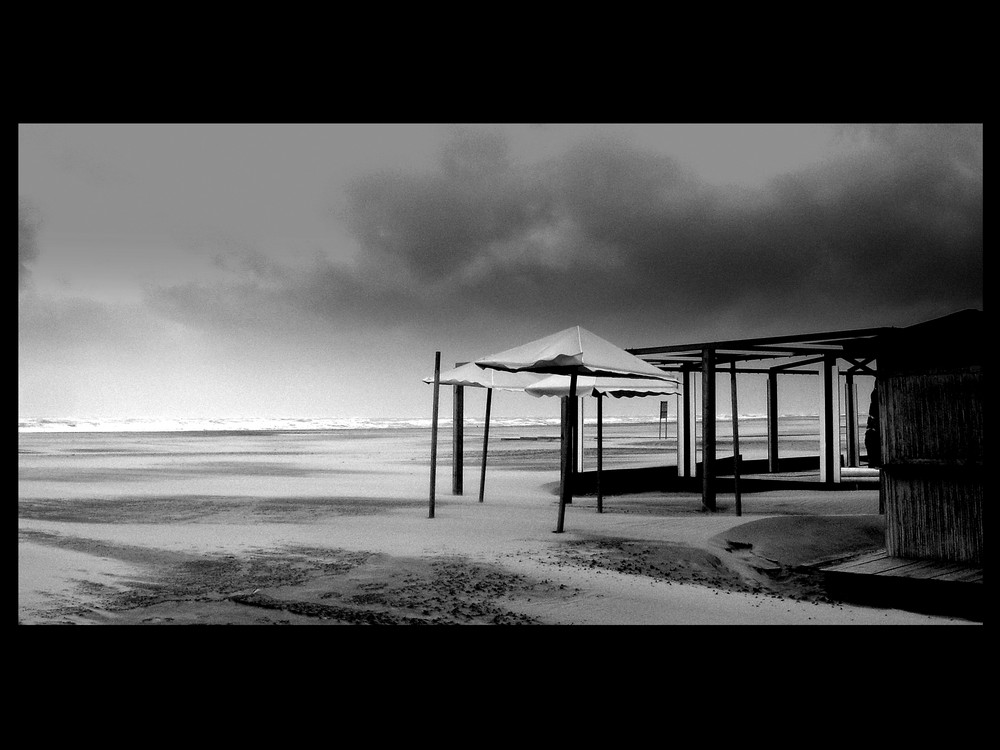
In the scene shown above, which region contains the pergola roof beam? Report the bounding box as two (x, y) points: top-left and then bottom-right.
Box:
(770, 356), (826, 372)
(627, 326), (894, 357)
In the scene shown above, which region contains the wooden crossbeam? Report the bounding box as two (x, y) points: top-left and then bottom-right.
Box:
(844, 357), (877, 375)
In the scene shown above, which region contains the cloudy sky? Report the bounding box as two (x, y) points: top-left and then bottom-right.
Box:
(18, 123), (983, 421)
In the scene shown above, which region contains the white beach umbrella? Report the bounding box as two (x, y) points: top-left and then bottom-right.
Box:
(474, 326), (675, 532)
(475, 326), (677, 380)
(423, 362), (542, 505)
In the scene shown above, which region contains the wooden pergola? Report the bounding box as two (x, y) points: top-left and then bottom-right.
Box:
(626, 324), (893, 512)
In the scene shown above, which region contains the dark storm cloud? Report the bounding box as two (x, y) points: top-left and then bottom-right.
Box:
(18, 198), (40, 290)
(341, 128), (554, 281)
(338, 125), (980, 332)
(150, 125), (982, 344)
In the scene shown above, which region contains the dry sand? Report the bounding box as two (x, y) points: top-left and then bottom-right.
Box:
(18, 439), (978, 626)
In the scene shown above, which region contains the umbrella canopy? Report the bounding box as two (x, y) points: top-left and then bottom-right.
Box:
(423, 362), (542, 391)
(474, 326), (675, 380)
(474, 326), (674, 533)
(525, 374), (680, 399)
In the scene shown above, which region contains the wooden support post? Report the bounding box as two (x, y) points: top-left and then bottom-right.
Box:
(478, 388), (492, 503)
(428, 351), (440, 519)
(730, 361), (741, 517)
(767, 371), (779, 473)
(819, 355), (841, 484)
(674, 392), (682, 474)
(845, 374), (859, 467)
(681, 369), (693, 478)
(452, 381), (464, 495)
(767, 370), (780, 474)
(569, 391), (577, 500)
(596, 392), (603, 514)
(833, 367), (842, 483)
(820, 357), (833, 483)
(556, 373), (578, 533)
(569, 398), (577, 475)
(691, 372), (700, 478)
(874, 380), (885, 515)
(660, 400), (668, 483)
(576, 397), (585, 473)
(702, 348), (717, 512)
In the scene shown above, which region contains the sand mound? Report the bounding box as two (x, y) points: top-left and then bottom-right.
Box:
(709, 514), (886, 568)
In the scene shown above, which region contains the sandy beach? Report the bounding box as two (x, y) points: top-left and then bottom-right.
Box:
(17, 424), (979, 626)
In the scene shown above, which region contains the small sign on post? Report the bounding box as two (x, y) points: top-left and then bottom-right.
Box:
(659, 401), (669, 439)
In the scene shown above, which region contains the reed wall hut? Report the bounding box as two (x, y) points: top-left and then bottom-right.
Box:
(875, 309), (983, 565)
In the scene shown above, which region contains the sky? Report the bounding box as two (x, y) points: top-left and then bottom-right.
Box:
(18, 123), (983, 422)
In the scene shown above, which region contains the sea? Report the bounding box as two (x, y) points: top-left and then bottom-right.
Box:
(17, 413), (836, 434)
(18, 413), (864, 492)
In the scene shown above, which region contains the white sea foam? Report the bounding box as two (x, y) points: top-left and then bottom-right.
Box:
(17, 416), (438, 433)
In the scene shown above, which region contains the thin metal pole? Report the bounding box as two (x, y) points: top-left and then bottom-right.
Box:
(730, 361), (741, 517)
(478, 388), (492, 503)
(428, 351), (440, 518)
(556, 372), (578, 533)
(597, 392), (603, 514)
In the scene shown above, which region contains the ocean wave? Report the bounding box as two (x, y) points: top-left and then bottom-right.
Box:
(18, 416), (429, 433)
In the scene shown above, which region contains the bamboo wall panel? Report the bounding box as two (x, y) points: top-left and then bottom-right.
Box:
(880, 366), (983, 565)
(880, 371), (983, 464)
(884, 472), (983, 564)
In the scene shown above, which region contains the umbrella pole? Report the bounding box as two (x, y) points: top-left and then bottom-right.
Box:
(556, 397), (569, 532)
(429, 351), (440, 519)
(556, 372), (577, 532)
(479, 388), (492, 503)
(597, 392), (603, 513)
